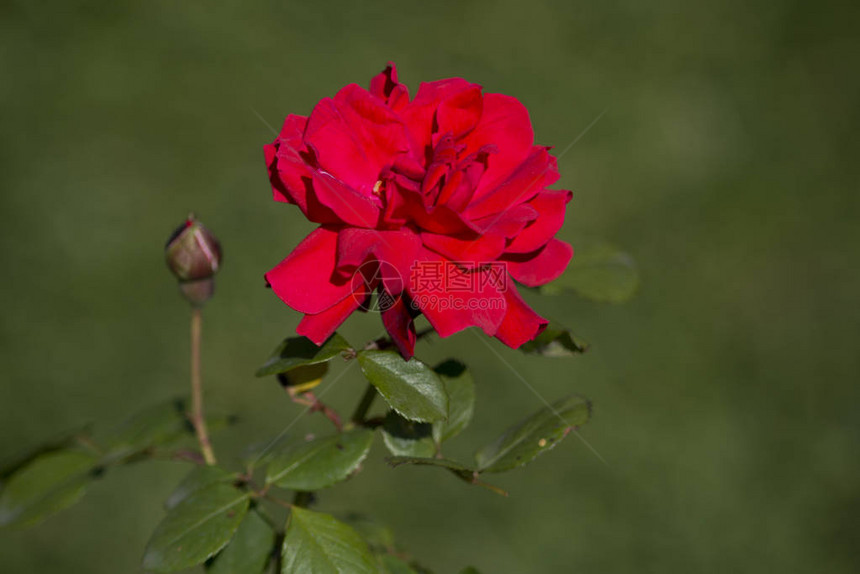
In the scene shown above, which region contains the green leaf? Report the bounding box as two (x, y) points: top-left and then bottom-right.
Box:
(142, 483), (250, 572)
(342, 513), (395, 554)
(357, 350), (448, 422)
(266, 429), (373, 490)
(431, 360), (475, 443)
(381, 411), (435, 458)
(207, 510), (275, 574)
(105, 398), (190, 456)
(386, 456), (475, 482)
(0, 427), (90, 481)
(281, 507), (377, 574)
(166, 466), (238, 510)
(541, 241), (639, 303)
(519, 323), (589, 357)
(0, 450), (98, 528)
(475, 395), (591, 473)
(256, 333), (352, 377)
(380, 554), (420, 574)
(459, 568), (481, 574)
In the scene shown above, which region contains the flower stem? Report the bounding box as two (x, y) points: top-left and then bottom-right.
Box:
(351, 383), (378, 425)
(190, 307), (216, 465)
(283, 387), (343, 431)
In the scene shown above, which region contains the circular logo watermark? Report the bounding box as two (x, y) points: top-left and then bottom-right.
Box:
(350, 260), (403, 313)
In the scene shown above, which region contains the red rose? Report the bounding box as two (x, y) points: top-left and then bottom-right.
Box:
(264, 63), (572, 359)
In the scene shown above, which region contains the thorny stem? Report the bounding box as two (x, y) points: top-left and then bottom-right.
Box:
(267, 336), (388, 513)
(190, 307), (216, 465)
(281, 382), (343, 431)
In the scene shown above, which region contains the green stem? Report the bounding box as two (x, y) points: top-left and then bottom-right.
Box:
(351, 383), (378, 425)
(270, 341), (383, 519)
(190, 307), (216, 465)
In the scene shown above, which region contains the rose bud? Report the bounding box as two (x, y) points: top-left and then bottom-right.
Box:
(165, 214), (222, 306)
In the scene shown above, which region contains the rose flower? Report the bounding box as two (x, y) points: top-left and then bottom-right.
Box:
(264, 63), (572, 359)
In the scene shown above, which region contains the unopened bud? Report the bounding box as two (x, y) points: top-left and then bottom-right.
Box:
(165, 214), (222, 306)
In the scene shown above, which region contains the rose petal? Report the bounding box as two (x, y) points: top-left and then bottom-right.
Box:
(494, 287), (548, 349)
(381, 296), (417, 359)
(336, 228), (422, 294)
(387, 184), (476, 235)
(401, 78), (479, 162)
(297, 292), (363, 345)
(502, 238), (573, 287)
(311, 171), (380, 228)
(436, 85), (483, 140)
(305, 85), (409, 191)
(470, 203), (539, 237)
(264, 142), (291, 204)
(436, 146), (493, 211)
(412, 204), (477, 235)
(409, 247), (506, 338)
(505, 189), (572, 254)
(420, 230), (506, 266)
(265, 227), (353, 314)
(369, 62), (410, 111)
(462, 93), (534, 194)
(465, 147), (558, 220)
(266, 115), (310, 204)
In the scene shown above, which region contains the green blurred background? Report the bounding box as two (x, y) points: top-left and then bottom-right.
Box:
(1, 0), (858, 572)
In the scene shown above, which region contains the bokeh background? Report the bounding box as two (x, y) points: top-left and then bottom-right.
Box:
(1, 0), (858, 572)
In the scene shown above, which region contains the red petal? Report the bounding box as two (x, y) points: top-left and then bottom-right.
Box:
(385, 183), (477, 234)
(411, 203), (477, 235)
(266, 115), (309, 204)
(437, 146), (492, 211)
(265, 227), (353, 314)
(278, 113), (308, 147)
(311, 171), (380, 228)
(264, 142), (291, 204)
(494, 287), (548, 349)
(502, 239), (573, 287)
(465, 147), (558, 220)
(408, 247), (506, 338)
(401, 78), (479, 162)
(471, 203), (538, 237)
(297, 293), (362, 345)
(420, 230), (506, 266)
(381, 296), (417, 359)
(335, 228), (422, 294)
(305, 85), (409, 191)
(436, 85), (483, 139)
(462, 93), (534, 195)
(505, 189), (572, 254)
(369, 62), (410, 111)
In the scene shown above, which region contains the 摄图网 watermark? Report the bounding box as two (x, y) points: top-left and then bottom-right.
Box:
(350, 260), (509, 312)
